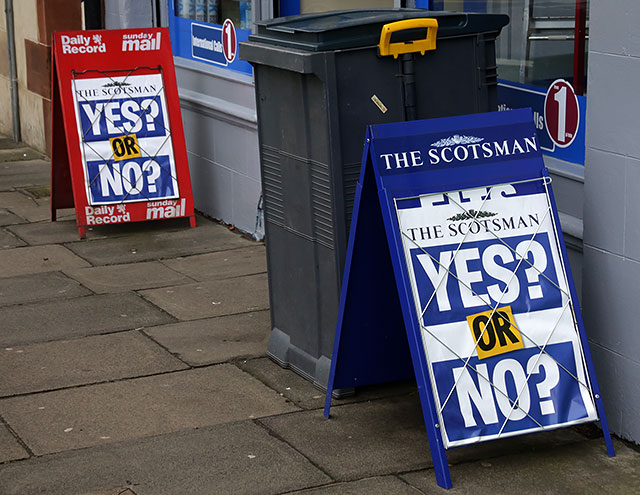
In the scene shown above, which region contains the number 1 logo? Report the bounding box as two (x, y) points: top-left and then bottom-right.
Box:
(222, 19), (237, 64)
(544, 79), (580, 148)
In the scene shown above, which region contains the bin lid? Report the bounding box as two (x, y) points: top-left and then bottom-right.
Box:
(248, 9), (509, 52)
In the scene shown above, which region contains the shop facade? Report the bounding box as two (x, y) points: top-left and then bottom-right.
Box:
(164, 0), (640, 445)
(2, 0), (637, 443)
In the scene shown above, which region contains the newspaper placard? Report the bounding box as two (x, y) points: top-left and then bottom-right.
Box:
(51, 27), (195, 238)
(72, 74), (179, 205)
(396, 180), (597, 447)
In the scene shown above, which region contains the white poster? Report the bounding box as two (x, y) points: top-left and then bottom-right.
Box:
(72, 73), (179, 205)
(395, 180), (597, 448)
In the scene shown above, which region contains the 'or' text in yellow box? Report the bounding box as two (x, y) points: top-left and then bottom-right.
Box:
(466, 306), (523, 359)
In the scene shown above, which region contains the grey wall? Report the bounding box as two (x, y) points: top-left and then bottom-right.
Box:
(175, 58), (262, 238)
(545, 157), (585, 303)
(582, 0), (640, 443)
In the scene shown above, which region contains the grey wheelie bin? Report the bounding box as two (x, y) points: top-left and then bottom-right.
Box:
(239, 9), (509, 390)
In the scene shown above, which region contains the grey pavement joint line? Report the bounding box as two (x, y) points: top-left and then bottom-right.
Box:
(394, 475), (430, 495)
(129, 289), (180, 323)
(154, 242), (265, 258)
(1, 324), (154, 350)
(253, 417), (336, 485)
(0, 360), (227, 401)
(0, 414), (34, 460)
(59, 243), (96, 266)
(64, 276), (99, 297)
(156, 259), (267, 283)
(229, 360), (310, 409)
(0, 290), (97, 310)
(137, 327), (192, 368)
(61, 233), (257, 263)
(1, 228), (24, 246)
(0, 291), (177, 329)
(134, 302), (269, 327)
(1, 416), (315, 469)
(154, 262), (200, 284)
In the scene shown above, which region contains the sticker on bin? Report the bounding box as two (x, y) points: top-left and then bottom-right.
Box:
(371, 94), (388, 114)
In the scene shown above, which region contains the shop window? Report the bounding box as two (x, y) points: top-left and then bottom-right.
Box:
(431, 0), (588, 165)
(169, 0), (253, 75)
(300, 0), (394, 15)
(431, 0), (588, 94)
(174, 0), (252, 30)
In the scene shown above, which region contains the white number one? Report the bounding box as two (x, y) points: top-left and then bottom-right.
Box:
(554, 86), (567, 142)
(225, 23), (233, 58)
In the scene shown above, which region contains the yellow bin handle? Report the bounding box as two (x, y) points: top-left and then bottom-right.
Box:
(378, 18), (438, 58)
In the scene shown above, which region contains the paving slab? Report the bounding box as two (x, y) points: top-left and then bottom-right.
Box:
(0, 271), (91, 307)
(0, 421), (330, 495)
(0, 331), (188, 397)
(22, 184), (49, 197)
(161, 245), (267, 281)
(401, 438), (640, 494)
(0, 424), (29, 463)
(0, 228), (26, 248)
(82, 488), (137, 495)
(0, 190), (51, 223)
(0, 245), (90, 278)
(144, 311), (270, 365)
(11, 212), (178, 245)
(259, 394), (431, 481)
(7, 201), (52, 223)
(0, 292), (175, 347)
(0, 137), (23, 150)
(0, 160), (50, 192)
(238, 358), (418, 410)
(0, 190), (40, 211)
(0, 208), (25, 226)
(8, 219), (108, 245)
(68, 215), (211, 241)
(53, 209), (77, 222)
(64, 219), (255, 265)
(259, 394), (589, 482)
(139, 273), (269, 320)
(0, 148), (43, 162)
(289, 476), (419, 494)
(0, 364), (299, 455)
(65, 261), (194, 294)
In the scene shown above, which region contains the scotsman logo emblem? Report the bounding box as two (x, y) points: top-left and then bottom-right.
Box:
(431, 135), (484, 147)
(447, 210), (497, 222)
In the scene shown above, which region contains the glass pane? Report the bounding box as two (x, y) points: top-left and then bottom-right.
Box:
(175, 0), (252, 29)
(301, 0), (394, 15)
(431, 1), (588, 90)
(175, 0), (218, 23)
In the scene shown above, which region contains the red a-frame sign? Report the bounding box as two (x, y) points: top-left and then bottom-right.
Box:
(50, 28), (196, 238)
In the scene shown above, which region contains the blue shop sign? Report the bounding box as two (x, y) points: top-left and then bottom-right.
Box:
(168, 2), (252, 75)
(498, 79), (586, 166)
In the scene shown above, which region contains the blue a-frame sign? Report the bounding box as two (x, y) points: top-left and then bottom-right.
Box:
(324, 109), (615, 489)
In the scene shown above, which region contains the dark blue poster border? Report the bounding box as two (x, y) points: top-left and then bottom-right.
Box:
(323, 109), (614, 490)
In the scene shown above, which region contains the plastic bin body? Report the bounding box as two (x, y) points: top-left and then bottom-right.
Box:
(240, 9), (509, 389)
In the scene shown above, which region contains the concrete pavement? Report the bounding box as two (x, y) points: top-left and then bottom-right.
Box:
(0, 136), (639, 494)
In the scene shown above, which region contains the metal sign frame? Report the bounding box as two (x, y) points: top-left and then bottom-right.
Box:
(323, 109), (614, 489)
